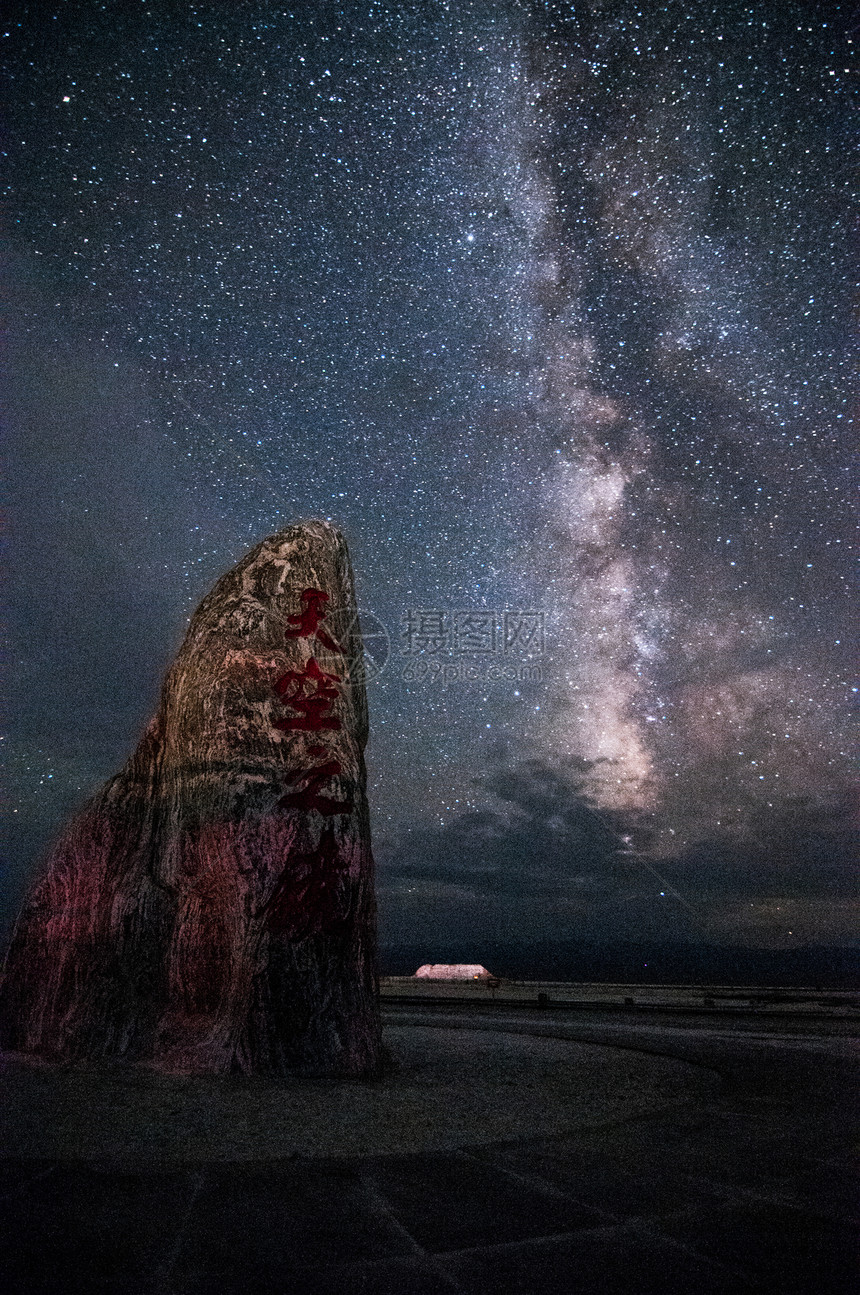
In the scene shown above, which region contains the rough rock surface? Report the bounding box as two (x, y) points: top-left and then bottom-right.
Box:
(0, 521), (385, 1078)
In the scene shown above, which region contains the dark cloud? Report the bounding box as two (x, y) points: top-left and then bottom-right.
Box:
(377, 755), (857, 950)
(660, 796), (858, 902)
(379, 756), (624, 899)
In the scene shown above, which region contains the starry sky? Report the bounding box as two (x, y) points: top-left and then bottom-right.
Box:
(4, 0), (856, 968)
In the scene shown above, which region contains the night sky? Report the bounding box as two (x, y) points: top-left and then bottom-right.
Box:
(4, 0), (856, 968)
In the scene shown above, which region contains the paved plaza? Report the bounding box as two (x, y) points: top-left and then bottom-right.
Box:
(1, 1001), (857, 1293)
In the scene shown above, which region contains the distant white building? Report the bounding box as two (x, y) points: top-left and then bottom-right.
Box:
(414, 964), (492, 980)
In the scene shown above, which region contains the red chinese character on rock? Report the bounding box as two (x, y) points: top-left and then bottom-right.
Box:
(278, 744), (354, 815)
(285, 588), (345, 655)
(263, 822), (348, 937)
(273, 657), (342, 732)
(274, 587), (353, 816)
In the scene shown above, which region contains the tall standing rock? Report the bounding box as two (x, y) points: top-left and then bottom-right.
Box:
(0, 521), (385, 1077)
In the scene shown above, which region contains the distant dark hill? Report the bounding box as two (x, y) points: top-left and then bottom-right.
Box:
(380, 940), (859, 988)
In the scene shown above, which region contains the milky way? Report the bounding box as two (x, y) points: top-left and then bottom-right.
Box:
(4, 1), (855, 959)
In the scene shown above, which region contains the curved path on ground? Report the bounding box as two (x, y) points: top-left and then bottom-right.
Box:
(1, 1017), (719, 1161)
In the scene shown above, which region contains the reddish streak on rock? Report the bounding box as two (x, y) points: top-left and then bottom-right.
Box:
(285, 588), (345, 654)
(273, 657), (342, 732)
(278, 744), (354, 816)
(170, 849), (237, 1014)
(264, 822), (347, 937)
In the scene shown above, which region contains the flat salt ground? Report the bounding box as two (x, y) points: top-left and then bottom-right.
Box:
(0, 1022), (718, 1162)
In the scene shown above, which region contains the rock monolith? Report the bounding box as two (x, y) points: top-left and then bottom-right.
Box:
(0, 521), (385, 1077)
